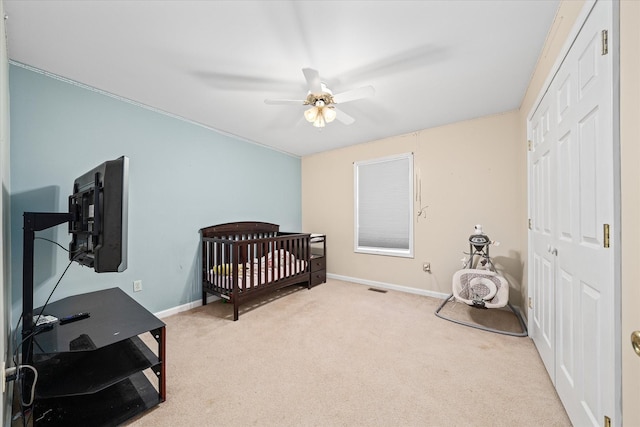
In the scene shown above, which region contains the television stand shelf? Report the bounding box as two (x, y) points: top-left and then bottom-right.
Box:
(29, 287), (165, 426)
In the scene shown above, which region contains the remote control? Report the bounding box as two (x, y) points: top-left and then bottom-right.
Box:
(59, 312), (90, 325)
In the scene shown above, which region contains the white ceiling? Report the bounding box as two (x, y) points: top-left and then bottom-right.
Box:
(3, 0), (559, 157)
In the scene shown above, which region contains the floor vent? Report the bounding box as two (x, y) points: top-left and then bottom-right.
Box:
(368, 288), (388, 293)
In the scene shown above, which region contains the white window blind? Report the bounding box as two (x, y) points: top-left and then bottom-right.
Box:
(354, 153), (413, 257)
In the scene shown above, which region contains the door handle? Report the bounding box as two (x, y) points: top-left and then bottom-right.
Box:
(631, 331), (640, 357)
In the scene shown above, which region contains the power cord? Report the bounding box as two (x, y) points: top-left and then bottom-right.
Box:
(7, 362), (37, 427)
(5, 365), (38, 406)
(34, 236), (70, 253)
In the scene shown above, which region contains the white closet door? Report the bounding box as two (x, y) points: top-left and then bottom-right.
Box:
(554, 1), (614, 424)
(529, 91), (557, 379)
(528, 1), (615, 425)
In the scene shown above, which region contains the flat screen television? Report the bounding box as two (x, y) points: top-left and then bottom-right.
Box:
(68, 156), (129, 273)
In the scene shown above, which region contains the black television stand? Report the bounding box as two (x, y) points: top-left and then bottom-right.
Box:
(30, 287), (166, 426)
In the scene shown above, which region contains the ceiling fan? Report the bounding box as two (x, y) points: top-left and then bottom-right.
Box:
(264, 68), (375, 128)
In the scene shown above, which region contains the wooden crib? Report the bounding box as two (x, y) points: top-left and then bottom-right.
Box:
(200, 221), (311, 320)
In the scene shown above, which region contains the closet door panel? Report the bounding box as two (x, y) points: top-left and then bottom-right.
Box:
(557, 131), (573, 241)
(558, 268), (576, 385)
(529, 92), (557, 379)
(580, 281), (602, 424)
(577, 108), (601, 246)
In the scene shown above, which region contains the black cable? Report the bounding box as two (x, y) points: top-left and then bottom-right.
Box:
(15, 257), (78, 363)
(21, 256), (77, 370)
(34, 236), (69, 253)
(34, 256), (77, 322)
(18, 239), (77, 348)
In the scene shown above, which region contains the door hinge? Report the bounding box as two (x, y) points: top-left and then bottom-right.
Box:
(604, 224), (610, 248)
(528, 297), (533, 309)
(528, 218), (532, 230)
(604, 415), (611, 427)
(602, 29), (609, 55)
(528, 140), (533, 151)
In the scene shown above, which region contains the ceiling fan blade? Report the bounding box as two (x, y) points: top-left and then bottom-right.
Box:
(332, 85), (375, 104)
(335, 108), (355, 125)
(264, 99), (305, 105)
(302, 67), (322, 94)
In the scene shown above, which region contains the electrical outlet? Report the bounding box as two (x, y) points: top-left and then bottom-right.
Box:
(423, 262), (431, 273)
(133, 280), (142, 292)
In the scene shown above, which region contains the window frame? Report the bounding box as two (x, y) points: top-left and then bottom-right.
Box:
(353, 152), (414, 258)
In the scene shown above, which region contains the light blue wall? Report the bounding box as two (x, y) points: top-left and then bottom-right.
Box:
(9, 64), (302, 320)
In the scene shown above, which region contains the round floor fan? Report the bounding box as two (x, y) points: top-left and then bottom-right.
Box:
(264, 68), (374, 127)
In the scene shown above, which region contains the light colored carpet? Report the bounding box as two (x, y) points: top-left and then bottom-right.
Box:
(127, 279), (571, 427)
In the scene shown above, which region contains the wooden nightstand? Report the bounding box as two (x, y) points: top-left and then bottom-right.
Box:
(310, 234), (326, 287)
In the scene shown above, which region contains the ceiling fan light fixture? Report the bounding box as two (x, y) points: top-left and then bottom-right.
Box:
(323, 106), (336, 123)
(304, 106), (319, 123)
(305, 105), (334, 128)
(312, 114), (326, 128)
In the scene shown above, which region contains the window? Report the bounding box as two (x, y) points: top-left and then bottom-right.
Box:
(354, 153), (413, 257)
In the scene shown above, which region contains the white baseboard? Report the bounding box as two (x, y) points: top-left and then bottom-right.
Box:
(327, 273), (525, 323)
(153, 294), (219, 319)
(326, 273), (451, 300)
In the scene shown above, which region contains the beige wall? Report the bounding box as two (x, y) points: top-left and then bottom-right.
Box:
(303, 0), (640, 423)
(302, 110), (523, 302)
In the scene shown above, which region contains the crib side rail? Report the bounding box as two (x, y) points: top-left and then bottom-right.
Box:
(201, 233), (311, 294)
